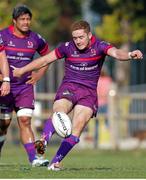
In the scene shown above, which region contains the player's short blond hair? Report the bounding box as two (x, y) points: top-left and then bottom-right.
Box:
(71, 20), (90, 33)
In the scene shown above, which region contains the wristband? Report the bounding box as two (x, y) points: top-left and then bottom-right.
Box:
(3, 77), (10, 82)
(128, 52), (132, 59)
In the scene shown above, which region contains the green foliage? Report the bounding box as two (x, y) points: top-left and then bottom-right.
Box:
(0, 0), (82, 45)
(92, 0), (146, 44)
(95, 14), (123, 44)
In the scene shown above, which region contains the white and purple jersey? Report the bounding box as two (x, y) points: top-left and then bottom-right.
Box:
(55, 36), (113, 90)
(0, 25), (49, 87)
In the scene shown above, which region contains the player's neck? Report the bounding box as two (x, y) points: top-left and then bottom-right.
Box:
(13, 26), (28, 38)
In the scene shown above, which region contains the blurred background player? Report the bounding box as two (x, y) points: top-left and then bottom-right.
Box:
(12, 20), (143, 170)
(0, 4), (50, 166)
(94, 65), (113, 148)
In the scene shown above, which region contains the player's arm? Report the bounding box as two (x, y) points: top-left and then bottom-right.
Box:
(12, 50), (57, 78)
(107, 47), (143, 60)
(0, 50), (10, 96)
(0, 50), (9, 78)
(26, 66), (49, 85)
(26, 49), (50, 85)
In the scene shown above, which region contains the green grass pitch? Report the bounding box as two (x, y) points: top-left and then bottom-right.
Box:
(0, 142), (146, 178)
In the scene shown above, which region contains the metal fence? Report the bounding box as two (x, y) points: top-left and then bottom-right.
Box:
(7, 83), (146, 149)
(33, 83), (146, 150)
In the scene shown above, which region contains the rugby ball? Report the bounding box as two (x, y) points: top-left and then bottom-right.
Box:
(52, 112), (72, 138)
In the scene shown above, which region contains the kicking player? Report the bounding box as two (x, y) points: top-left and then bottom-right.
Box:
(0, 5), (50, 166)
(12, 20), (143, 170)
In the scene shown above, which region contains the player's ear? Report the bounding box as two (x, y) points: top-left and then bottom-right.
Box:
(88, 32), (92, 40)
(12, 19), (16, 25)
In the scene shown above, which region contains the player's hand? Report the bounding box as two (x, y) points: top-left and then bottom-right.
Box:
(130, 50), (143, 60)
(11, 65), (23, 78)
(26, 71), (41, 85)
(0, 81), (10, 96)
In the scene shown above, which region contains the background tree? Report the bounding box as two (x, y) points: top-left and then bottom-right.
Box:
(0, 0), (82, 46)
(91, 0), (146, 86)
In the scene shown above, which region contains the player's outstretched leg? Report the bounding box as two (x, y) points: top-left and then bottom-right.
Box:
(48, 134), (79, 171)
(35, 118), (55, 155)
(42, 118), (55, 142)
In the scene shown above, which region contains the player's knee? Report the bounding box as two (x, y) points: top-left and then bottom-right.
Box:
(53, 104), (69, 113)
(18, 116), (31, 127)
(17, 108), (33, 127)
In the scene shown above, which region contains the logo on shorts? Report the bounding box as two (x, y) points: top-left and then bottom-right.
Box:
(62, 90), (71, 96)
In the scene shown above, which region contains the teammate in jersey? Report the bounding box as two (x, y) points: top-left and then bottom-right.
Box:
(0, 5), (50, 166)
(0, 46), (10, 97)
(12, 20), (143, 170)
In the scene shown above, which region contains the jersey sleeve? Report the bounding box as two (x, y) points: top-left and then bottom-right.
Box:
(36, 33), (50, 56)
(55, 42), (69, 59)
(98, 41), (114, 55)
(0, 32), (5, 52)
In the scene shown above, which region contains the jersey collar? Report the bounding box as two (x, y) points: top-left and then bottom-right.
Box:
(89, 35), (96, 47)
(8, 25), (30, 38)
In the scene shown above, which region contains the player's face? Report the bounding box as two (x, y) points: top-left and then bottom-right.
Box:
(13, 14), (31, 35)
(72, 29), (92, 50)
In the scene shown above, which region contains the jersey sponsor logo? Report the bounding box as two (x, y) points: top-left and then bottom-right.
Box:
(80, 63), (88, 67)
(70, 64), (98, 71)
(17, 52), (24, 56)
(8, 41), (15, 47)
(71, 50), (79, 57)
(7, 55), (30, 61)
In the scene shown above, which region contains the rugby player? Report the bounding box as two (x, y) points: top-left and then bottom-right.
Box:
(12, 20), (143, 170)
(0, 5), (50, 166)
